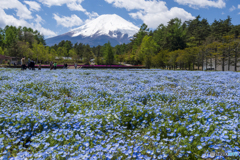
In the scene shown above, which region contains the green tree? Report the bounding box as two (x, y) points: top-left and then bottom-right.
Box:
(0, 47), (4, 55)
(153, 24), (167, 52)
(69, 48), (78, 62)
(140, 35), (157, 69)
(63, 40), (73, 56)
(186, 15), (210, 46)
(211, 16), (232, 41)
(0, 28), (4, 48)
(33, 42), (45, 63)
(17, 41), (30, 58)
(57, 47), (67, 57)
(5, 26), (18, 48)
(50, 48), (57, 62)
(74, 43), (84, 60)
(95, 45), (102, 65)
(168, 50), (179, 70)
(231, 38), (240, 71)
(153, 50), (169, 68)
(207, 42), (221, 71)
(165, 18), (187, 51)
(104, 42), (114, 65)
(83, 44), (93, 64)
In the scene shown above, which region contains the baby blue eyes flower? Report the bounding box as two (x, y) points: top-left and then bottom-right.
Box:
(201, 153), (208, 158)
(1, 69), (240, 159)
(145, 113), (148, 117)
(194, 134), (199, 137)
(83, 142), (89, 148)
(232, 135), (237, 139)
(6, 145), (11, 149)
(197, 145), (203, 150)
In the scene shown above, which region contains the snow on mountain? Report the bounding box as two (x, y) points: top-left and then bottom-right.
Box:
(70, 14), (139, 38)
(46, 14), (140, 47)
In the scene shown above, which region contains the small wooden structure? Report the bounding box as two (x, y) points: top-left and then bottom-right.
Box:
(0, 55), (20, 65)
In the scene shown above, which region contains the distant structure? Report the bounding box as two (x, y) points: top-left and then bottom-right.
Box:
(0, 55), (20, 65)
(55, 57), (72, 60)
(203, 58), (240, 71)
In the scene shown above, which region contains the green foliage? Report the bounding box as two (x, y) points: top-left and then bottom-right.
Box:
(69, 48), (78, 61)
(83, 44), (94, 64)
(2, 15), (239, 69)
(140, 35), (157, 69)
(57, 46), (67, 57)
(119, 106), (156, 130)
(104, 42), (114, 65)
(49, 48), (57, 61)
(0, 47), (4, 55)
(165, 18), (187, 51)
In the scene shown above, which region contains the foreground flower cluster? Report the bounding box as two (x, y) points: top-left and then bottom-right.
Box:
(0, 69), (240, 160)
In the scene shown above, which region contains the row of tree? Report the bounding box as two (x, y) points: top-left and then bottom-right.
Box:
(115, 16), (240, 70)
(0, 26), (45, 57)
(1, 15), (240, 70)
(49, 40), (115, 64)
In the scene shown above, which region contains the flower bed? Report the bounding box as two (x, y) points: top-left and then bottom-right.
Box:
(0, 69), (239, 159)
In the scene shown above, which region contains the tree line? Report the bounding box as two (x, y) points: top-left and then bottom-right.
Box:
(1, 15), (240, 70)
(0, 26), (45, 58)
(0, 25), (114, 64)
(118, 16), (240, 70)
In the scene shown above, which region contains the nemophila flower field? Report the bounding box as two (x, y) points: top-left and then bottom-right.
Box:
(0, 69), (240, 160)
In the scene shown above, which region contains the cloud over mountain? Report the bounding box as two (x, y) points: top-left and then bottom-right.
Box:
(104, 0), (195, 28)
(46, 14), (139, 46)
(174, 0), (226, 9)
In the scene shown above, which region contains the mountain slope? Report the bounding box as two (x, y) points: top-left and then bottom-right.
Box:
(46, 14), (139, 47)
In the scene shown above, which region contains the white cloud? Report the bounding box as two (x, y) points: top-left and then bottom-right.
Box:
(0, 8), (56, 38)
(104, 0), (195, 28)
(38, 0), (98, 21)
(35, 14), (44, 24)
(238, 4), (240, 9)
(222, 12), (225, 15)
(67, 2), (86, 12)
(0, 0), (56, 38)
(38, 0), (83, 7)
(0, 8), (29, 27)
(229, 5), (236, 12)
(174, 0), (226, 9)
(24, 1), (41, 11)
(84, 12), (99, 23)
(85, 11), (99, 19)
(53, 14), (83, 28)
(0, 0), (32, 19)
(32, 15), (57, 37)
(38, 0), (86, 12)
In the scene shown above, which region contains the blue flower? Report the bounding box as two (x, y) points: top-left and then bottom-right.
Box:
(197, 145), (203, 150)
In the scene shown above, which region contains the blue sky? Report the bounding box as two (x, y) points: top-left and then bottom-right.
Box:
(0, 0), (239, 38)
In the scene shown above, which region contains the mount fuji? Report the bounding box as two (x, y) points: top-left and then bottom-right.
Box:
(46, 14), (140, 47)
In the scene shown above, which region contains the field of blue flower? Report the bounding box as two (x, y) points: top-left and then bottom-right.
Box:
(0, 68), (240, 160)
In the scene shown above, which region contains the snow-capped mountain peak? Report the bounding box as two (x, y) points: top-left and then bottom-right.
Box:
(46, 14), (139, 47)
(70, 14), (139, 38)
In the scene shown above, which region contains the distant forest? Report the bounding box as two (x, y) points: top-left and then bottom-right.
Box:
(0, 15), (240, 70)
